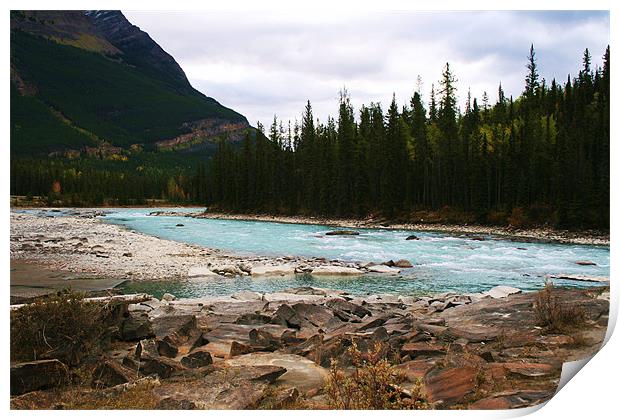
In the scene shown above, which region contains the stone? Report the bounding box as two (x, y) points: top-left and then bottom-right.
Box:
(367, 265), (401, 274)
(249, 329), (281, 350)
(232, 291), (263, 301)
(575, 260), (597, 266)
(271, 304), (304, 329)
(325, 298), (371, 319)
(393, 259), (413, 268)
(176, 223), (185, 227)
(181, 349), (213, 368)
(395, 359), (436, 381)
(226, 352), (327, 392)
(405, 235), (419, 240)
(292, 303), (336, 327)
(424, 366), (479, 407)
(230, 341), (253, 357)
(11, 359), (68, 395)
(325, 230), (359, 236)
(157, 339), (179, 358)
(310, 265), (364, 276)
(91, 359), (137, 388)
(502, 362), (556, 378)
(187, 266), (218, 277)
(235, 313), (272, 325)
(152, 366), (286, 409)
(483, 285), (522, 299)
(162, 293), (176, 302)
(139, 356), (185, 379)
(401, 342), (446, 359)
(135, 338), (159, 359)
(151, 314), (197, 341)
(120, 314), (154, 341)
(251, 265), (296, 276)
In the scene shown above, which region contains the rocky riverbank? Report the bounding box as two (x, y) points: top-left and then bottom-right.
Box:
(10, 210), (387, 284)
(152, 210), (609, 246)
(10, 285), (610, 409)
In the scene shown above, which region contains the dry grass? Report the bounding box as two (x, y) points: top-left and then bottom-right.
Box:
(324, 342), (429, 410)
(533, 282), (586, 333)
(11, 290), (115, 366)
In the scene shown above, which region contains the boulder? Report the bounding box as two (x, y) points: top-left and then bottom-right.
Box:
(135, 338), (159, 359)
(181, 349), (213, 368)
(575, 260), (597, 266)
(483, 285), (522, 299)
(405, 235), (419, 240)
(271, 304), (304, 329)
(162, 293), (176, 302)
(251, 265), (295, 276)
(230, 341), (253, 357)
(325, 230), (359, 236)
(139, 356), (185, 379)
(157, 339), (179, 358)
(10, 359), (68, 395)
(311, 266), (364, 275)
(393, 259), (413, 268)
(187, 266), (218, 277)
(249, 329), (281, 350)
(367, 265), (401, 274)
(151, 314), (196, 340)
(325, 298), (371, 319)
(91, 359), (137, 388)
(291, 303), (336, 327)
(120, 314), (154, 341)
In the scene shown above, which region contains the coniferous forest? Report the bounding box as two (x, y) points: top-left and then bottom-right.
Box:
(206, 46), (610, 229)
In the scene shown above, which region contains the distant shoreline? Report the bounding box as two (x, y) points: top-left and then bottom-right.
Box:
(187, 211), (609, 246)
(10, 203), (609, 246)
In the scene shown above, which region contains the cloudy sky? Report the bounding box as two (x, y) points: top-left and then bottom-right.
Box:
(124, 10), (609, 126)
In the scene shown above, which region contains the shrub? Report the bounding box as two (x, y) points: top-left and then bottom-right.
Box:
(11, 290), (115, 366)
(533, 282), (585, 333)
(324, 342), (429, 410)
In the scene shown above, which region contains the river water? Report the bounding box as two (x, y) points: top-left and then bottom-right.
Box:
(98, 208), (609, 298)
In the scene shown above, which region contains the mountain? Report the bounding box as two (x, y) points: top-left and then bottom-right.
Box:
(10, 10), (250, 157)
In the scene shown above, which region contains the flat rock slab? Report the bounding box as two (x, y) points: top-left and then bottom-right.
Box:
(395, 359), (437, 382)
(501, 362), (557, 378)
(187, 266), (218, 277)
(367, 265), (401, 274)
(251, 265), (296, 276)
(226, 352), (327, 392)
(469, 390), (553, 409)
(310, 266), (364, 275)
(401, 342), (446, 358)
(483, 286), (522, 299)
(153, 365), (286, 409)
(424, 366), (479, 407)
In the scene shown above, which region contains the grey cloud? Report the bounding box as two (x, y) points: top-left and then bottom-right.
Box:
(124, 10), (609, 126)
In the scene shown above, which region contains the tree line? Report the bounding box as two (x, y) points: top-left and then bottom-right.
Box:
(206, 45), (610, 229)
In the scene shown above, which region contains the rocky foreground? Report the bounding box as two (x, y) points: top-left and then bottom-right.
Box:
(11, 285), (609, 410)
